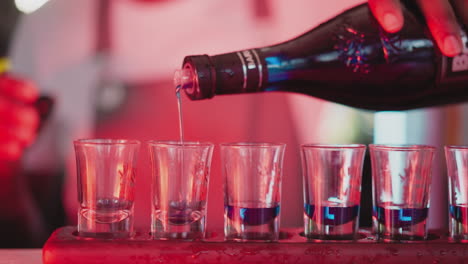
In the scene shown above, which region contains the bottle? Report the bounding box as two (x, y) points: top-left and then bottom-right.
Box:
(174, 2), (468, 111)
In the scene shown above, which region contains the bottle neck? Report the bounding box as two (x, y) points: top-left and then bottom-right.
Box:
(180, 49), (268, 100)
(178, 55), (217, 100)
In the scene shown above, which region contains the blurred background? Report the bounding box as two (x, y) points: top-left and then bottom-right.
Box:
(1, 0), (466, 247)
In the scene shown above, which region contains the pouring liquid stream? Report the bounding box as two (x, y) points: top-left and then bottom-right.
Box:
(175, 84), (185, 144)
(174, 70), (193, 192)
(175, 85), (186, 197)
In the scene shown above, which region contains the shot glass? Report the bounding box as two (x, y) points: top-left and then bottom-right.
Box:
(445, 146), (468, 242)
(74, 139), (140, 238)
(148, 141), (214, 240)
(301, 144), (366, 240)
(370, 144), (435, 241)
(221, 142), (286, 242)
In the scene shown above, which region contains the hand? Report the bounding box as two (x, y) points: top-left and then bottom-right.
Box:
(0, 74), (39, 161)
(368, 0), (467, 57)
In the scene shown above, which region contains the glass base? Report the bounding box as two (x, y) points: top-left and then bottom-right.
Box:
(77, 209), (132, 239)
(225, 232), (278, 242)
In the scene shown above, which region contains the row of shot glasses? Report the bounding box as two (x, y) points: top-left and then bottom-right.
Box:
(74, 139), (468, 242)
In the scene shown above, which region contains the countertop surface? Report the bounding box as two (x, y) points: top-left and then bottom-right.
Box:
(0, 249), (42, 264)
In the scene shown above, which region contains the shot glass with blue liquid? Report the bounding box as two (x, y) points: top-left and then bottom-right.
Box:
(301, 144), (366, 240)
(221, 142), (285, 242)
(370, 144), (435, 241)
(445, 146), (468, 242)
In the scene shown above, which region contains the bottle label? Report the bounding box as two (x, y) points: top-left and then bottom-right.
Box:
(451, 55), (468, 72)
(450, 47), (468, 72)
(236, 49), (264, 91)
(241, 50), (257, 70)
(441, 30), (468, 83)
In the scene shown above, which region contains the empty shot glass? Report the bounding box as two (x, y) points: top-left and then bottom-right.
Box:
(221, 142), (286, 242)
(301, 144), (366, 240)
(74, 139), (140, 238)
(370, 144), (435, 241)
(445, 145), (468, 242)
(148, 141), (214, 240)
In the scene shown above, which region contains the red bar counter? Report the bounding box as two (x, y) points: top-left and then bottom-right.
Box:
(42, 226), (468, 264)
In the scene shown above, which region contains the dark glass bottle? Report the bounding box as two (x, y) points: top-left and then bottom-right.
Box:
(174, 3), (468, 111)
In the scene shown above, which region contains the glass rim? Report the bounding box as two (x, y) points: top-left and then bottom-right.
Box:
(445, 145), (468, 150)
(301, 143), (366, 149)
(147, 140), (214, 148)
(220, 142), (286, 148)
(369, 144), (435, 151)
(74, 138), (141, 146)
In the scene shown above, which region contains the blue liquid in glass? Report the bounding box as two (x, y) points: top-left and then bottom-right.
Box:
(304, 204), (359, 226)
(225, 205), (280, 226)
(449, 205), (468, 241)
(450, 205), (468, 223)
(373, 206), (428, 228)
